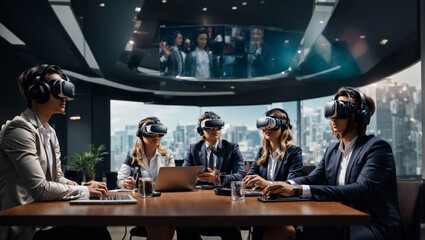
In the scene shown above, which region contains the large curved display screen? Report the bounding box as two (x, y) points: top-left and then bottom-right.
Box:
(132, 25), (302, 79)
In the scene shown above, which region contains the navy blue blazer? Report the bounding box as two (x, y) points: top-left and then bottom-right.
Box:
(247, 145), (303, 182)
(182, 139), (246, 185)
(291, 135), (402, 240)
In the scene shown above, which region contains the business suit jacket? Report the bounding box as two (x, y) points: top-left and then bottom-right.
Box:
(182, 139), (246, 184)
(161, 47), (185, 76)
(184, 49), (213, 78)
(0, 109), (82, 240)
(247, 145), (303, 182)
(117, 150), (175, 185)
(291, 134), (402, 240)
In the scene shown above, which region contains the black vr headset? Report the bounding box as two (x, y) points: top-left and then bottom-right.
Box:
(136, 117), (168, 138)
(323, 87), (371, 125)
(28, 64), (75, 103)
(197, 111), (225, 136)
(256, 108), (292, 130)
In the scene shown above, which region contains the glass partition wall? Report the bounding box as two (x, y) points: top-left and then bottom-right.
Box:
(111, 62), (421, 179)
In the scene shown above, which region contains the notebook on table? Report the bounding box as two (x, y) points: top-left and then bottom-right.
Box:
(70, 194), (137, 205)
(155, 166), (204, 192)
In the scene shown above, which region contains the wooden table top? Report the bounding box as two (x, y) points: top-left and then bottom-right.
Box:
(0, 190), (369, 227)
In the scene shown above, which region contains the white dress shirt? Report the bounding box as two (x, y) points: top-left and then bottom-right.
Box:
(195, 47), (211, 78)
(267, 148), (280, 181)
(141, 149), (161, 183)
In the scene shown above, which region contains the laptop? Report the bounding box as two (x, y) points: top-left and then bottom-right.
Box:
(155, 166), (204, 192)
(70, 194), (137, 205)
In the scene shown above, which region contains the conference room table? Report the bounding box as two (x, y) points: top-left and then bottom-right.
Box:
(0, 189), (369, 240)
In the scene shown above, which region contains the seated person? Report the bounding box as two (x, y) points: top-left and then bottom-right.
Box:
(0, 64), (109, 240)
(262, 87), (402, 240)
(243, 108), (303, 240)
(178, 111), (246, 240)
(117, 117), (175, 240)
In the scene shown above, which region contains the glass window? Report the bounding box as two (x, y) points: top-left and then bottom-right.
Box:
(110, 102), (298, 172)
(300, 62), (421, 179)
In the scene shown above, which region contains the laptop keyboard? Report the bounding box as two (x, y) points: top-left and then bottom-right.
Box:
(90, 195), (131, 200)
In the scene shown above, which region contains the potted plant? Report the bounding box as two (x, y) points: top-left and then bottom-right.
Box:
(65, 144), (108, 182)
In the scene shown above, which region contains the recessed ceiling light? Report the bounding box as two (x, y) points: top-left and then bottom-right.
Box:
(284, 40), (289, 44)
(230, 86), (235, 89)
(260, 1), (265, 4)
(202, 7), (207, 11)
(232, 6), (237, 10)
(319, 20), (324, 24)
(380, 39), (388, 45)
(79, 16), (84, 20)
(360, 35), (366, 39)
(242, 2), (247, 5)
(69, 115), (81, 120)
(162, 0), (167, 3)
(203, 85), (206, 89)
(297, 50), (302, 54)
(129, 40), (134, 44)
(99, 3), (105, 7)
(335, 38), (339, 42)
(135, 7), (141, 12)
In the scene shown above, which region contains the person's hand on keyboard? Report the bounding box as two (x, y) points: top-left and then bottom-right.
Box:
(243, 174), (270, 190)
(84, 181), (109, 197)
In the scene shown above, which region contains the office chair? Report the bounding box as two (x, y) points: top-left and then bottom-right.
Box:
(129, 226), (148, 239)
(397, 180), (423, 240)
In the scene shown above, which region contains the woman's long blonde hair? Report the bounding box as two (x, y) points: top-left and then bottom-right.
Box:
(257, 110), (294, 165)
(130, 118), (168, 169)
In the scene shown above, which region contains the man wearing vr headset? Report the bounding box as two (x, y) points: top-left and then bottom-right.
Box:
(0, 65), (110, 240)
(117, 117), (175, 240)
(179, 111), (245, 240)
(262, 87), (401, 240)
(243, 108), (303, 240)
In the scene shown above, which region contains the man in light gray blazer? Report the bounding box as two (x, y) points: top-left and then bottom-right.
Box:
(0, 65), (109, 240)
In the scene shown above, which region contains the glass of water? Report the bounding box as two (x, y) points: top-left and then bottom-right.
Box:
(231, 181), (245, 201)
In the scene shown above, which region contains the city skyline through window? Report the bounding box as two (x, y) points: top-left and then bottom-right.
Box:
(111, 62), (421, 179)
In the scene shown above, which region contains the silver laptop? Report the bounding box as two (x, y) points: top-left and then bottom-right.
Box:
(155, 166), (204, 192)
(70, 194), (137, 205)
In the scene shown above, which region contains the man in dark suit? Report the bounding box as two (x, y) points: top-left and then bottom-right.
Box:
(178, 111), (245, 240)
(234, 27), (274, 78)
(262, 87), (402, 240)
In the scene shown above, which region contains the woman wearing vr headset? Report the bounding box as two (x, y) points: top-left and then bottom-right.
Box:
(262, 87), (401, 240)
(178, 111), (245, 240)
(0, 65), (110, 239)
(117, 117), (175, 240)
(243, 108), (303, 240)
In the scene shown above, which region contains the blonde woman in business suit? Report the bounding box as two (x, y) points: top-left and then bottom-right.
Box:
(117, 117), (175, 240)
(0, 64), (109, 240)
(243, 108), (303, 240)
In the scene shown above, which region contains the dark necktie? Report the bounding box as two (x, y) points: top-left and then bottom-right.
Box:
(208, 146), (216, 170)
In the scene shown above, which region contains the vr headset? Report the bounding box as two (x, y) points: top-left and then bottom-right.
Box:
(137, 117), (167, 138)
(29, 64), (75, 103)
(323, 100), (356, 119)
(199, 119), (225, 130)
(256, 116), (290, 130)
(48, 78), (75, 100)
